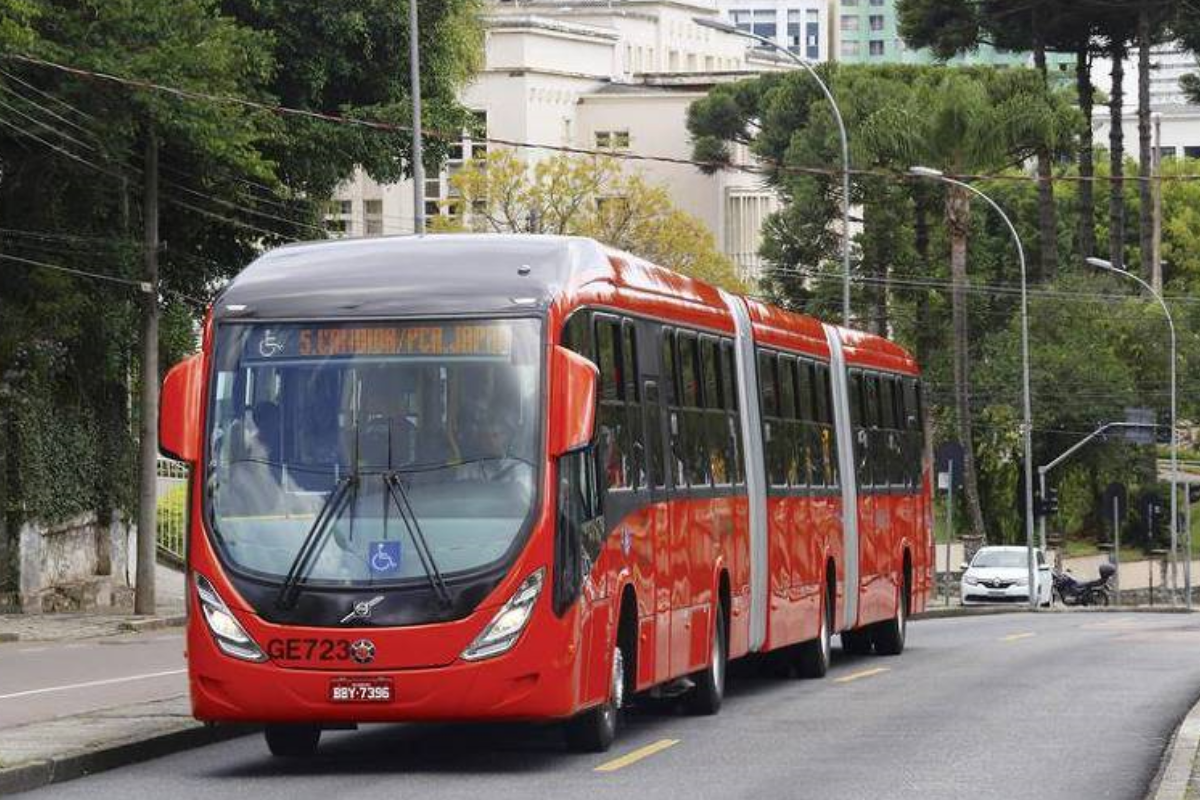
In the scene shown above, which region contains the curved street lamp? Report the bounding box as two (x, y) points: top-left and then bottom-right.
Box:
(910, 166), (1038, 611)
(693, 16), (852, 328)
(1087, 256), (1180, 606)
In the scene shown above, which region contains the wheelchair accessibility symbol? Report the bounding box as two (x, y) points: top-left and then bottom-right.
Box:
(369, 541), (402, 577)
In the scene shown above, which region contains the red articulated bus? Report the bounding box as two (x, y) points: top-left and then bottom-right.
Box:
(160, 234), (932, 757)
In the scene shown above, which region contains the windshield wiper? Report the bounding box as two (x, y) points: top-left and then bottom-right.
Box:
(275, 473), (357, 610)
(383, 472), (453, 608)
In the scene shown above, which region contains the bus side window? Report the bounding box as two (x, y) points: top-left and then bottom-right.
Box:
(817, 363), (837, 488)
(622, 320), (644, 491)
(721, 340), (743, 486)
(701, 336), (728, 485)
(662, 328), (684, 489)
(595, 316), (629, 491)
(562, 310), (592, 357)
(678, 332), (707, 488)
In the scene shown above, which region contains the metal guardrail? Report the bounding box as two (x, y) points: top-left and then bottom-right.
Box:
(156, 457), (189, 564)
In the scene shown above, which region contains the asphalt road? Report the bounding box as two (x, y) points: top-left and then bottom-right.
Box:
(0, 633), (186, 729)
(17, 613), (1200, 800)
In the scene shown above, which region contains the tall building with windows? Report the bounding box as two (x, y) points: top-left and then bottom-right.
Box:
(721, 0), (829, 62)
(830, 0), (1072, 71)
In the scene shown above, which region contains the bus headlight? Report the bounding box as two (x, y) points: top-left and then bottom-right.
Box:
(461, 568), (546, 662)
(195, 573), (267, 662)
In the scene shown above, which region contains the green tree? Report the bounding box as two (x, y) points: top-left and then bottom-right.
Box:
(435, 150), (748, 293)
(860, 68), (1077, 542)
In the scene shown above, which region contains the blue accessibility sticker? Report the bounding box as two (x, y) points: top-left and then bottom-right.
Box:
(368, 541), (402, 577)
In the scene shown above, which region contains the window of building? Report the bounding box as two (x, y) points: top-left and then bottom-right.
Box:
(323, 199), (353, 237)
(840, 40), (860, 57)
(787, 9), (802, 53)
(843, 0), (858, 5)
(869, 0), (884, 5)
(752, 8), (777, 39)
(425, 110), (487, 226)
(869, 14), (884, 31)
(869, 39), (885, 56)
(1184, 146), (1200, 160)
(363, 199), (383, 236)
(841, 14), (859, 31)
(595, 130), (631, 151)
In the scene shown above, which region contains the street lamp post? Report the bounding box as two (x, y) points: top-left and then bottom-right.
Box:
(693, 16), (852, 328)
(1087, 256), (1179, 605)
(409, 0), (425, 235)
(910, 166), (1038, 611)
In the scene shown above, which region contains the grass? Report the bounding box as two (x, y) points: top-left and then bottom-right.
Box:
(156, 484), (188, 553)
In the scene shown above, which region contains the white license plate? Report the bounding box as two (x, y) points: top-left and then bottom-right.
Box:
(329, 677), (393, 703)
(987, 589), (1007, 597)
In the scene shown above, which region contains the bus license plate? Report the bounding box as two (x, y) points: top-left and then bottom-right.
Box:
(329, 677), (393, 703)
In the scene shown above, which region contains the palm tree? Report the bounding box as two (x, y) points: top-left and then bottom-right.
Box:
(860, 69), (1073, 542)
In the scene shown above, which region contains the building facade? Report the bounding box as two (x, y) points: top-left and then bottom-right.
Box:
(721, 0), (829, 62)
(330, 1), (789, 282)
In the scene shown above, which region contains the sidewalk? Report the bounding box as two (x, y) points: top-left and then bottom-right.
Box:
(0, 565), (186, 643)
(0, 696), (252, 794)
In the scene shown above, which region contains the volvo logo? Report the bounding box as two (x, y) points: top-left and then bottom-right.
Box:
(350, 639), (376, 665)
(341, 595), (384, 624)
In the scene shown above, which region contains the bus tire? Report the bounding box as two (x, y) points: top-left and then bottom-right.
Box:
(795, 583), (832, 678)
(872, 574), (909, 656)
(685, 604), (726, 716)
(264, 724), (321, 758)
(565, 643), (625, 753)
(841, 628), (873, 655)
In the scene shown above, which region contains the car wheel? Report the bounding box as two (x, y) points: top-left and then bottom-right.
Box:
(264, 724), (321, 758)
(685, 605), (726, 715)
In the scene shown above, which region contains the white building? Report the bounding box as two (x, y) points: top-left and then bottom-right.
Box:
(330, 0), (792, 282)
(1094, 104), (1200, 164)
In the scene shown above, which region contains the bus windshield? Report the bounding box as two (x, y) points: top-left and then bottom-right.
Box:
(206, 318), (542, 587)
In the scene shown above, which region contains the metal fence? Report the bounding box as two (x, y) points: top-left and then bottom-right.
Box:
(156, 457), (190, 564)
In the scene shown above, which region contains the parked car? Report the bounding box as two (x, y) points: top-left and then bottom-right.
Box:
(960, 546), (1052, 607)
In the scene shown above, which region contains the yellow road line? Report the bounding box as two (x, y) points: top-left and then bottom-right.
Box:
(833, 667), (890, 684)
(594, 738), (680, 772)
(1002, 632), (1036, 642)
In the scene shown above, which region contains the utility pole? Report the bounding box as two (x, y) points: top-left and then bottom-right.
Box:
(1152, 112), (1163, 293)
(409, 0), (425, 235)
(135, 129), (159, 615)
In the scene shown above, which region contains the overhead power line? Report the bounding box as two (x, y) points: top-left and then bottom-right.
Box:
(7, 52), (1200, 187)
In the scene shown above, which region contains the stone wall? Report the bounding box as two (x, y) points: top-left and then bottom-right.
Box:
(17, 513), (136, 613)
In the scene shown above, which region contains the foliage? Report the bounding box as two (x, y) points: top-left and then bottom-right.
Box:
(435, 151), (749, 293)
(0, 0), (484, 541)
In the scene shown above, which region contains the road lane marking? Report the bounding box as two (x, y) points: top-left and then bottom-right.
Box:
(833, 667), (889, 684)
(594, 738), (679, 772)
(17, 647), (47, 654)
(1002, 632), (1036, 642)
(0, 669), (186, 701)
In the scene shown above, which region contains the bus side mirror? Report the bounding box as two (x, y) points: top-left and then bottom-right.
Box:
(160, 353), (204, 463)
(549, 346), (598, 458)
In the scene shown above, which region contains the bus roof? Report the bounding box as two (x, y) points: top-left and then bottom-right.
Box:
(212, 234), (607, 321)
(212, 234), (917, 374)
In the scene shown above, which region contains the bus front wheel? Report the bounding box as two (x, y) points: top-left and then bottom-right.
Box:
(264, 724), (321, 758)
(565, 644), (624, 753)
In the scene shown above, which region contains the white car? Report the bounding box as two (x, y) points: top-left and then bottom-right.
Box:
(960, 546), (1052, 607)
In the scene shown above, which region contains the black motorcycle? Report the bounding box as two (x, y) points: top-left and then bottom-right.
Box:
(1052, 563), (1116, 606)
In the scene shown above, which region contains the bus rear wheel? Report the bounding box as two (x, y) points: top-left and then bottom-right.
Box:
(794, 586), (832, 678)
(685, 605), (726, 715)
(264, 724), (321, 758)
(872, 577), (909, 656)
(565, 644), (624, 753)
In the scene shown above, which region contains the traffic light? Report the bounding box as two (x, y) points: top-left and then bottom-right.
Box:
(1034, 487), (1060, 518)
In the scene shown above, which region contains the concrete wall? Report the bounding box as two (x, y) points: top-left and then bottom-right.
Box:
(18, 513), (136, 613)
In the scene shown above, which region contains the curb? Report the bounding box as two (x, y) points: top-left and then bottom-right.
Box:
(914, 605), (1197, 621)
(0, 722), (255, 796)
(1147, 690), (1200, 800)
(117, 614), (187, 634)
